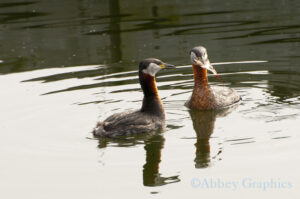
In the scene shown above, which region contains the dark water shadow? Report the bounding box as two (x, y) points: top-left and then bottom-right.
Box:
(96, 131), (180, 187)
(0, 2), (37, 8)
(22, 67), (105, 83)
(37, 69), (176, 95)
(0, 11), (48, 24)
(188, 104), (238, 168)
(0, 1), (47, 24)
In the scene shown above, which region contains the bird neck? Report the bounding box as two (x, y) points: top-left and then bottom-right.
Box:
(192, 64), (208, 87)
(140, 73), (164, 116)
(189, 64), (215, 110)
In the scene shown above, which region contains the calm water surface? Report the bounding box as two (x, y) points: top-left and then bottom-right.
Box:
(0, 0), (299, 198)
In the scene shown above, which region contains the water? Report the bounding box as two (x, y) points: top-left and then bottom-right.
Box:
(0, 0), (299, 198)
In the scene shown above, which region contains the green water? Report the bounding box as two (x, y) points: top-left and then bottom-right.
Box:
(0, 0), (299, 198)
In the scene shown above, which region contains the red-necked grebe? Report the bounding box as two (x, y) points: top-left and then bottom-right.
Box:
(93, 58), (175, 137)
(185, 46), (241, 110)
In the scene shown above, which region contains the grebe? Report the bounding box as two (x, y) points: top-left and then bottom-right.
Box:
(185, 46), (241, 110)
(93, 58), (175, 137)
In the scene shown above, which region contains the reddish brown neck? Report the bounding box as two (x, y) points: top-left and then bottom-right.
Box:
(140, 73), (164, 116)
(192, 64), (208, 87)
(189, 65), (216, 110)
(140, 73), (159, 97)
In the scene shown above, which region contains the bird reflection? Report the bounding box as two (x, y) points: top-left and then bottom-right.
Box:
(96, 132), (180, 187)
(143, 134), (180, 186)
(188, 104), (238, 168)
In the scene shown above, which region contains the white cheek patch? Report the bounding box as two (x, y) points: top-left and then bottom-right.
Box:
(203, 53), (208, 60)
(142, 63), (161, 76)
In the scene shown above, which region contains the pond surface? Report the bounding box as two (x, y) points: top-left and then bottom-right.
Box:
(0, 0), (299, 198)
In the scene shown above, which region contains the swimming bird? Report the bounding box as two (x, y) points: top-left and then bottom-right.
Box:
(185, 46), (241, 110)
(93, 58), (175, 137)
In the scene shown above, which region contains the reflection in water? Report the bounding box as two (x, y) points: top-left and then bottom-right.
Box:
(143, 134), (180, 186)
(109, 0), (122, 63)
(268, 70), (300, 101)
(188, 105), (238, 168)
(97, 132), (180, 187)
(189, 110), (215, 168)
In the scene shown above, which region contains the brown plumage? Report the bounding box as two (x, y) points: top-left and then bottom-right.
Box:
(186, 46), (241, 110)
(140, 73), (164, 117)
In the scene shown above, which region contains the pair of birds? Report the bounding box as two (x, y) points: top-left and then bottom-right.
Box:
(93, 46), (241, 137)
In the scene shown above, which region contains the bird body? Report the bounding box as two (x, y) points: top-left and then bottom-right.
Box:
(186, 46), (241, 110)
(93, 59), (174, 137)
(94, 110), (164, 137)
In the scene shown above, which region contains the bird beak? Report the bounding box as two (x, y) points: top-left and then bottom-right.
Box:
(196, 57), (218, 76)
(160, 63), (176, 69)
